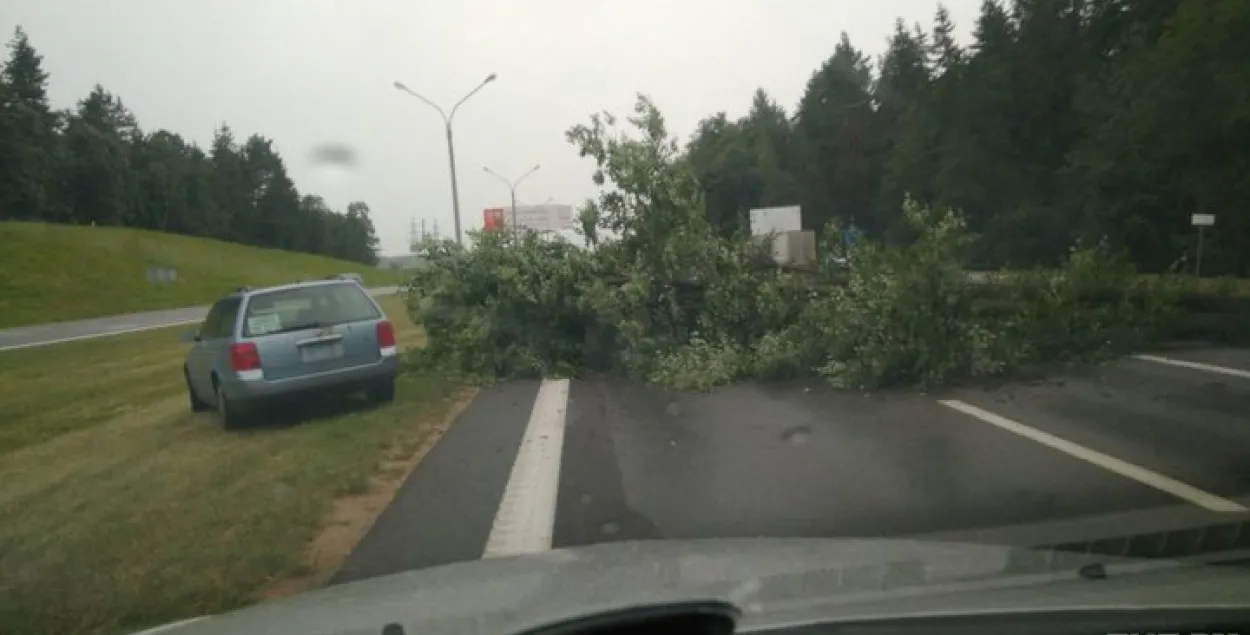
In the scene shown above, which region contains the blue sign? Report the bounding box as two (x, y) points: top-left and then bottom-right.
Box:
(844, 224), (864, 248)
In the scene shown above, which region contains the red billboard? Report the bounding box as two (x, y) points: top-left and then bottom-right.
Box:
(483, 207), (505, 232)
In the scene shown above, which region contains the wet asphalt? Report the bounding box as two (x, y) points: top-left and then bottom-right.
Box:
(334, 345), (1250, 583)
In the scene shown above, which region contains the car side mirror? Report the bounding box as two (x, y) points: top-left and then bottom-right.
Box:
(180, 330), (200, 343)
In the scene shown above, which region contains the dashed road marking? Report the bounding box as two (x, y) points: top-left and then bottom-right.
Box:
(1133, 354), (1250, 380)
(939, 399), (1248, 513)
(482, 378), (570, 557)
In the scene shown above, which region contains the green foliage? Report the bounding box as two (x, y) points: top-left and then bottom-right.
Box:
(407, 98), (1179, 392)
(678, 0), (1249, 276)
(649, 336), (743, 392)
(797, 199), (992, 389)
(684, 91), (800, 237)
(405, 230), (598, 380)
(0, 28), (380, 265)
(997, 240), (1173, 367)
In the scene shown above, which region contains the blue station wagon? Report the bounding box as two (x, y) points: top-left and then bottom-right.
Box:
(183, 279), (399, 428)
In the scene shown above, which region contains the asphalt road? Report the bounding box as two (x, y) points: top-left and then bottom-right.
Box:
(0, 286), (400, 352)
(335, 344), (1250, 583)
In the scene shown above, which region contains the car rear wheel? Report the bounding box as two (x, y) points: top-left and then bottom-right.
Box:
(186, 368), (211, 413)
(215, 380), (247, 430)
(368, 379), (396, 404)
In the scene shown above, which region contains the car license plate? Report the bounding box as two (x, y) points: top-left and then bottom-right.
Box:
(300, 341), (344, 363)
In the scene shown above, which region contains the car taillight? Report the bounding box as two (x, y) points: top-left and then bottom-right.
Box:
(230, 342), (261, 371)
(376, 321), (396, 348)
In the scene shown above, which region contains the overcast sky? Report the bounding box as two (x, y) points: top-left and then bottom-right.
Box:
(4, 0), (977, 255)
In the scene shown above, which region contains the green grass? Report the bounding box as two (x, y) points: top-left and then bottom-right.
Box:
(0, 296), (473, 635)
(0, 222), (409, 329)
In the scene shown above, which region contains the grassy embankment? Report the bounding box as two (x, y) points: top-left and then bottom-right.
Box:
(0, 221), (407, 329)
(0, 295), (472, 635)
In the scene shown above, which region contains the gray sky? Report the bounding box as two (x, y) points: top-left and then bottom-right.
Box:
(4, 0), (977, 255)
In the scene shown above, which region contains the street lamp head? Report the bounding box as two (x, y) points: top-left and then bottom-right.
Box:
(484, 73), (498, 83)
(393, 81), (407, 91)
(532, 164), (541, 171)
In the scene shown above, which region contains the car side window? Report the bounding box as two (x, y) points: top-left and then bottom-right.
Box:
(215, 298), (242, 339)
(201, 298), (241, 340)
(199, 302), (225, 340)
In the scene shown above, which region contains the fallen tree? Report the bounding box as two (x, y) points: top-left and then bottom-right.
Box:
(406, 96), (1186, 391)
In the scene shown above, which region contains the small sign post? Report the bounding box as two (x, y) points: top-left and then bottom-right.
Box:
(1191, 213), (1215, 277)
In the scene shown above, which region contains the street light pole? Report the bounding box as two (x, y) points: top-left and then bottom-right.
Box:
(394, 74), (497, 247)
(444, 123), (463, 245)
(483, 164), (541, 238)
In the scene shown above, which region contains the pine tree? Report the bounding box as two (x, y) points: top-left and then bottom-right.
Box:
(0, 27), (56, 220)
(930, 4), (963, 74)
(2, 27), (49, 112)
(795, 33), (877, 232)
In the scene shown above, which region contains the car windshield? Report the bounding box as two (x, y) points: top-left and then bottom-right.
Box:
(4, 2), (1250, 635)
(242, 283), (380, 336)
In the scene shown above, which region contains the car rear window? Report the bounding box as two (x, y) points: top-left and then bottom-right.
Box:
(242, 283), (381, 336)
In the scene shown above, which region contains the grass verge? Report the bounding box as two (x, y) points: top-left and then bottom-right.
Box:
(0, 221), (408, 329)
(0, 296), (472, 635)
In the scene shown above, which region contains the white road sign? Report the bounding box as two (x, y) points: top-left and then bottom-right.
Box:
(749, 205), (802, 236)
(1191, 213), (1216, 226)
(511, 203), (575, 232)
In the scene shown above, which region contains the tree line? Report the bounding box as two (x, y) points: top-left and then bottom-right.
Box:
(684, 0), (1248, 275)
(0, 27), (380, 265)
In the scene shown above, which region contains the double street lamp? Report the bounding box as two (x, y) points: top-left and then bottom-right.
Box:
(483, 164), (540, 238)
(393, 73), (497, 246)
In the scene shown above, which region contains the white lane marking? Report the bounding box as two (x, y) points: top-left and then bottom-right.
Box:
(939, 399), (1248, 513)
(1133, 354), (1250, 380)
(482, 378), (571, 558)
(0, 318), (204, 352)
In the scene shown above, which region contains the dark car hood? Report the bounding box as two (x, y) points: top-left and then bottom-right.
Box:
(137, 537), (1250, 635)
